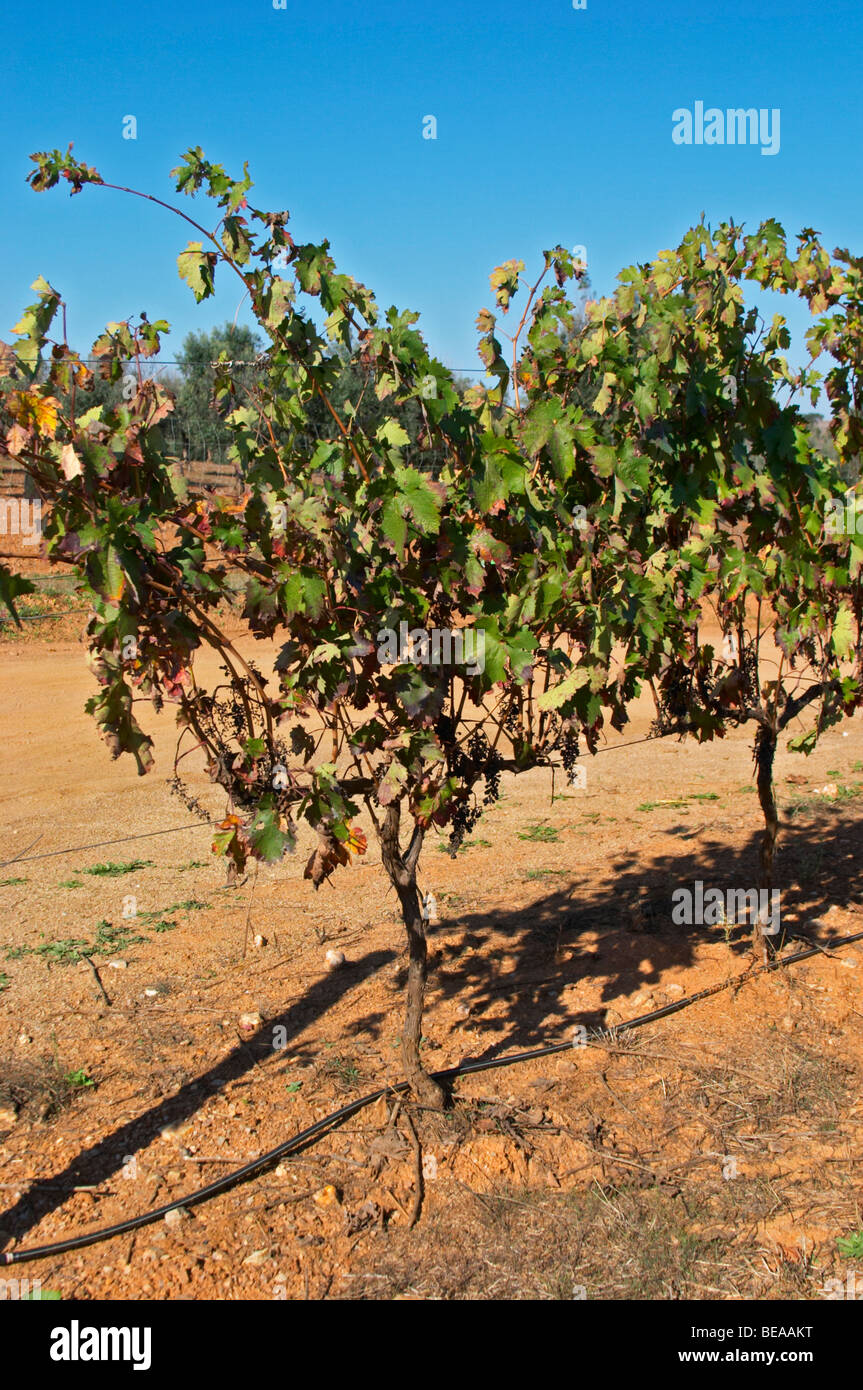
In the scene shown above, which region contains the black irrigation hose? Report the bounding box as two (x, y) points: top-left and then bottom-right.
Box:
(0, 609), (84, 623)
(4, 926), (863, 1268)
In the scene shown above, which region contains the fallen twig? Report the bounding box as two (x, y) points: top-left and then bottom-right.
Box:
(400, 1109), (424, 1229)
(81, 954), (111, 1007)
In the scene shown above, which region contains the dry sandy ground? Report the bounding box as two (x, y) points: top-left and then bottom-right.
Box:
(1, 619), (862, 1300)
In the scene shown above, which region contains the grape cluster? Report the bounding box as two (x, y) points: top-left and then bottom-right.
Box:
(448, 797), (482, 855)
(443, 724), (506, 854)
(504, 700), (522, 736)
(171, 665), (295, 819)
(483, 748), (503, 805)
(740, 641), (759, 702)
(556, 728), (581, 776)
(462, 729), (504, 802)
(463, 727), (489, 770)
(651, 659), (697, 734)
(435, 711), (456, 746)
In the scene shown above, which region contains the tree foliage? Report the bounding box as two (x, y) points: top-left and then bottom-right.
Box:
(2, 144), (862, 1094)
(173, 322), (263, 462)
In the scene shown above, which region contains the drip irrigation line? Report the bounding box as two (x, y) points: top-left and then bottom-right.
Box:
(0, 609), (83, 623)
(3, 926), (862, 1268)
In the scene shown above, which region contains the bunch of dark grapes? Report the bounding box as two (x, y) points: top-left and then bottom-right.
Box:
(556, 727), (580, 777)
(483, 748), (503, 805)
(435, 710), (456, 747)
(447, 796), (482, 856)
(444, 727), (505, 853)
(740, 641), (759, 702)
(649, 659), (695, 734)
(464, 727), (488, 768)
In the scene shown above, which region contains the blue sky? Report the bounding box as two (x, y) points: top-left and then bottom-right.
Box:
(2, 0), (861, 385)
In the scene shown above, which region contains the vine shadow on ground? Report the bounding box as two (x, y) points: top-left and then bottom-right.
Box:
(416, 800), (862, 1063)
(0, 944), (394, 1251)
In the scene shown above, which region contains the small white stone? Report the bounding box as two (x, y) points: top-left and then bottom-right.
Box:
(108, 960), (128, 970)
(160, 1120), (190, 1141)
(665, 983), (685, 997)
(324, 949), (345, 969)
(238, 1011), (262, 1030)
(164, 1206), (188, 1227)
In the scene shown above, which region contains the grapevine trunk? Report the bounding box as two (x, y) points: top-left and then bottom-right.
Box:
(378, 803), (446, 1110)
(754, 724), (779, 964)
